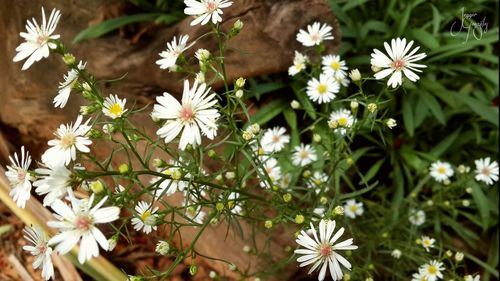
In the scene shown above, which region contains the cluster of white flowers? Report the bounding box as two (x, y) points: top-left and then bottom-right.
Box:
(429, 158), (499, 186)
(411, 260), (445, 281)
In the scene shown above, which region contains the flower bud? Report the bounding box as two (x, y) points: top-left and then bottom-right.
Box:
(107, 235), (118, 251)
(155, 240), (170, 255)
(242, 131), (253, 141)
(302, 170), (311, 178)
(386, 118), (397, 129)
(63, 53), (76, 65)
(333, 206), (344, 216)
(225, 171), (236, 180)
(118, 163), (129, 174)
(195, 49), (211, 61)
(264, 220), (273, 229)
(320, 196), (328, 205)
(235, 77), (246, 88)
(349, 69), (361, 81)
(235, 89), (244, 98)
(209, 271), (217, 278)
(189, 264), (198, 276)
(90, 180), (104, 194)
(283, 193), (292, 202)
(290, 100), (300, 109)
(313, 134), (322, 143)
(207, 149), (217, 158)
(216, 202), (224, 211)
(455, 251), (464, 262)
(230, 19), (244, 36)
(294, 214), (305, 224)
(462, 200), (470, 207)
(367, 103), (377, 113)
(242, 245), (251, 253)
(250, 124), (260, 134)
(350, 100), (359, 110)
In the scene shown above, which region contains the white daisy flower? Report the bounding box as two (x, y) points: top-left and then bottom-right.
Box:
(23, 225), (54, 280)
(409, 209), (426, 226)
(156, 35), (193, 69)
(54, 61), (86, 108)
(322, 55), (347, 78)
(474, 157), (499, 185)
(343, 199), (364, 219)
(261, 127), (290, 153)
(5, 146), (33, 208)
(33, 164), (72, 206)
(411, 272), (428, 281)
(41, 115), (92, 167)
(184, 0), (233, 26)
(370, 37), (427, 88)
(307, 171), (328, 193)
(391, 249), (401, 259)
(47, 190), (120, 264)
(102, 94), (128, 119)
(329, 109), (355, 135)
(419, 260), (445, 281)
(429, 161), (454, 183)
(288, 51), (309, 76)
(259, 157), (282, 189)
(154, 165), (190, 197)
(296, 22), (334, 47)
(464, 275), (480, 281)
(295, 219), (358, 281)
(227, 192), (243, 215)
(185, 205), (206, 224)
(131, 201), (159, 234)
(293, 143), (317, 167)
(420, 236), (435, 252)
(333, 71), (350, 88)
(13, 7), (61, 70)
(307, 74), (339, 104)
(154, 80), (220, 150)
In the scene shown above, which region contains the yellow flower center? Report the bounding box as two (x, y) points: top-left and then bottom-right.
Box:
(350, 205), (358, 212)
(109, 103), (123, 116)
(427, 265), (437, 274)
(437, 167), (446, 174)
(330, 61), (340, 71)
(338, 117), (348, 127)
(140, 211), (152, 222)
(299, 150), (309, 159)
(317, 84), (328, 94)
(61, 133), (76, 149)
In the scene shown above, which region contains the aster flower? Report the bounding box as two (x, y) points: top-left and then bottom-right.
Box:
(322, 55), (348, 78)
(465, 275), (480, 281)
(328, 109), (355, 135)
(154, 80), (220, 150)
(419, 260), (445, 281)
(261, 127), (290, 153)
(227, 192), (243, 215)
(307, 171), (329, 193)
(420, 236), (435, 252)
(295, 219), (358, 281)
(41, 115), (92, 167)
(429, 161), (454, 183)
(370, 37), (427, 88)
(184, 0), (233, 26)
(131, 201), (159, 234)
(411, 272), (428, 281)
(296, 22), (334, 47)
(54, 61), (86, 108)
(409, 209), (426, 226)
(259, 157), (282, 189)
(13, 7), (61, 70)
(154, 165), (190, 197)
(333, 71), (350, 88)
(391, 249), (402, 259)
(47, 190), (120, 264)
(23, 225), (54, 280)
(343, 200), (364, 219)
(474, 157), (499, 185)
(102, 94), (128, 119)
(185, 205), (206, 224)
(293, 143), (317, 167)
(33, 164), (72, 206)
(156, 35), (192, 69)
(5, 146), (33, 208)
(307, 74), (339, 104)
(289, 51), (309, 76)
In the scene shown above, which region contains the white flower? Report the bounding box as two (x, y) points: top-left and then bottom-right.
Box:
(41, 115), (92, 167)
(184, 0), (233, 26)
(307, 172), (328, 193)
(322, 55), (347, 78)
(474, 157), (499, 185)
(102, 94), (128, 119)
(429, 161), (454, 183)
(333, 71), (350, 88)
(33, 164), (72, 206)
(154, 80), (220, 150)
(156, 35), (192, 69)
(154, 166), (190, 197)
(54, 61), (86, 108)
(411, 272), (428, 281)
(419, 260), (445, 281)
(261, 127), (290, 153)
(259, 157), (282, 189)
(343, 200), (364, 219)
(391, 249), (401, 259)
(155, 240), (170, 255)
(293, 143), (317, 167)
(47, 190), (120, 264)
(5, 146), (33, 208)
(349, 69), (361, 82)
(296, 22), (334, 47)
(307, 74), (339, 104)
(289, 51), (309, 76)
(195, 48), (211, 61)
(329, 109), (355, 135)
(370, 37), (427, 88)
(386, 118), (397, 129)
(420, 236), (435, 252)
(228, 192), (243, 215)
(131, 201), (159, 234)
(13, 7), (61, 70)
(185, 205), (206, 224)
(409, 209), (426, 226)
(295, 219), (358, 281)
(464, 275), (480, 281)
(23, 225), (54, 280)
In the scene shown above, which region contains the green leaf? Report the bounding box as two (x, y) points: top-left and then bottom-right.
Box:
(414, 94), (429, 128)
(283, 108), (299, 146)
(410, 29), (440, 49)
(359, 158), (385, 184)
(428, 128), (460, 158)
(74, 13), (167, 43)
(248, 82), (286, 100)
(402, 95), (415, 136)
(248, 99), (287, 126)
(420, 91), (446, 124)
(291, 82), (317, 119)
(454, 92), (499, 127)
(341, 0), (370, 12)
(470, 181), (491, 230)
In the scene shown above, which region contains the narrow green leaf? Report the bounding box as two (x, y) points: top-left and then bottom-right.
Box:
(402, 95), (415, 136)
(470, 181), (491, 230)
(283, 108), (299, 146)
(359, 158), (385, 184)
(410, 29), (440, 49)
(248, 99), (287, 126)
(291, 82), (317, 119)
(429, 128), (460, 158)
(420, 91), (446, 124)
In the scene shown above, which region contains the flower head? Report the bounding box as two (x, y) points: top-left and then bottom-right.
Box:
(328, 109), (355, 135)
(391, 249), (401, 259)
(131, 201), (159, 234)
(47, 190), (120, 264)
(184, 0), (233, 26)
(307, 171), (328, 194)
(295, 219), (358, 281)
(259, 157), (282, 189)
(322, 55), (347, 78)
(41, 115), (92, 167)
(419, 260), (445, 281)
(307, 74), (339, 104)
(420, 236), (435, 252)
(465, 275), (480, 281)
(409, 209), (426, 226)
(296, 22), (334, 47)
(6, 146), (33, 208)
(370, 37), (427, 88)
(261, 127), (290, 153)
(23, 225), (54, 280)
(289, 51), (309, 76)
(33, 164), (72, 206)
(343, 200), (364, 219)
(13, 7), (61, 70)
(54, 61), (86, 108)
(103, 94), (128, 119)
(154, 80), (220, 150)
(293, 143), (317, 167)
(474, 157), (499, 185)
(156, 35), (192, 69)
(429, 161), (454, 183)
